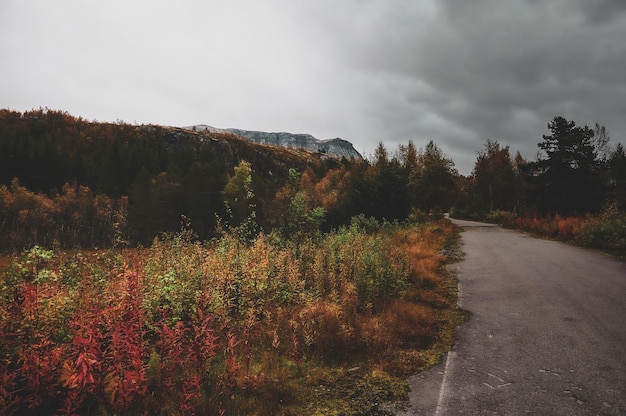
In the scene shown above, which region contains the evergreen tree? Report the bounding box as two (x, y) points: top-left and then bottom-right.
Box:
(608, 143), (626, 207)
(360, 142), (410, 220)
(535, 116), (602, 213)
(412, 141), (459, 213)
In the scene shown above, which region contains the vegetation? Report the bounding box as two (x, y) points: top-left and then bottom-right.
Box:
(459, 117), (626, 218)
(4, 109), (623, 254)
(458, 116), (626, 256)
(0, 218), (462, 415)
(485, 204), (626, 256)
(0, 108), (319, 246)
(1, 107), (626, 413)
(0, 109), (460, 251)
(0, 179), (127, 252)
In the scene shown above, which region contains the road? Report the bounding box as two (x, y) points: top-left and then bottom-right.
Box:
(398, 219), (626, 415)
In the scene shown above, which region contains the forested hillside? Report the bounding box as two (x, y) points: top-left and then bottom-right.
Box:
(0, 109), (328, 249)
(2, 109), (626, 252)
(0, 109), (458, 251)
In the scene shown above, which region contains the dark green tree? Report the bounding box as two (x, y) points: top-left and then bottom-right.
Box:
(398, 141), (420, 209)
(534, 116), (602, 214)
(128, 169), (180, 244)
(607, 143), (626, 207)
(512, 151), (532, 214)
(360, 142), (410, 220)
(412, 141), (459, 213)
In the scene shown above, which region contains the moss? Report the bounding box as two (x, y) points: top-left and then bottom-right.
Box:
(295, 367), (410, 416)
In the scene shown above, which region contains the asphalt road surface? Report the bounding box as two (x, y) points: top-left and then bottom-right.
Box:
(398, 219), (626, 415)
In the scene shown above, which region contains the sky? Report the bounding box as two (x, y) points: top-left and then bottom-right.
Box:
(2, 0), (626, 174)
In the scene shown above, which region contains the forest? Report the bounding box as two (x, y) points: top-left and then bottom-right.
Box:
(1, 109), (626, 253)
(2, 109), (626, 252)
(1, 108), (625, 415)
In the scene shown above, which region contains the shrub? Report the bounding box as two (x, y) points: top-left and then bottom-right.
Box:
(507, 204), (626, 255)
(0, 218), (459, 414)
(555, 215), (583, 241)
(577, 208), (626, 254)
(485, 210), (516, 227)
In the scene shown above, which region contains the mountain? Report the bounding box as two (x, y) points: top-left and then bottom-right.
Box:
(185, 125), (362, 159)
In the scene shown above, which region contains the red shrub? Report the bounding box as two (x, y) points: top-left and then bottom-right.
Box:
(0, 362), (21, 416)
(102, 265), (148, 412)
(18, 337), (64, 411)
(556, 215), (583, 240)
(60, 311), (105, 414)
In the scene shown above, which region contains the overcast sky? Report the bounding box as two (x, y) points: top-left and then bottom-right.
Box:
(2, 0), (626, 174)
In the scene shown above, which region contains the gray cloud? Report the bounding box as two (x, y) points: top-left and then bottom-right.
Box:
(1, 0), (625, 174)
(401, 0), (626, 170)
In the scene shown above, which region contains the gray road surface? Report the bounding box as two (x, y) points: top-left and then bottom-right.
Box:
(399, 219), (626, 415)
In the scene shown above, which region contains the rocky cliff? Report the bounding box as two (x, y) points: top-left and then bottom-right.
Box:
(186, 125), (362, 159)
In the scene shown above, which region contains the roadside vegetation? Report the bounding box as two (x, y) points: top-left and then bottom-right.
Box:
(0, 216), (463, 415)
(483, 205), (626, 256)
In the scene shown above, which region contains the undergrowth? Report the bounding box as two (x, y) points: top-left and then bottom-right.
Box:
(0, 219), (463, 415)
(486, 204), (626, 256)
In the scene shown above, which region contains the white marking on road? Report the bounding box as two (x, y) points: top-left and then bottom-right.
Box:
(435, 351), (455, 416)
(434, 265), (462, 416)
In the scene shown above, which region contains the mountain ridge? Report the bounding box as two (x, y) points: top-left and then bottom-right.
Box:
(185, 124), (362, 159)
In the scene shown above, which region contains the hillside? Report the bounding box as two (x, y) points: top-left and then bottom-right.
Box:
(186, 124), (362, 159)
(0, 108), (461, 251)
(0, 109), (338, 246)
(0, 109), (327, 194)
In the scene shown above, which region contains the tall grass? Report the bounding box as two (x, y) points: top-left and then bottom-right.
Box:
(0, 219), (459, 415)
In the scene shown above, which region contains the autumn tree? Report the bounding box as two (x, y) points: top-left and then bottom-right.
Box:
(270, 167), (326, 242)
(472, 140), (515, 212)
(222, 160), (259, 241)
(307, 165), (353, 228)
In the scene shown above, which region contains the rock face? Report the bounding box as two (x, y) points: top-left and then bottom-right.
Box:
(186, 125), (362, 159)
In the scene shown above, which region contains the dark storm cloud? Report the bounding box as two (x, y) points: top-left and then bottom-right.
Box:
(576, 0), (626, 23)
(377, 0), (626, 172)
(1, 0), (625, 174)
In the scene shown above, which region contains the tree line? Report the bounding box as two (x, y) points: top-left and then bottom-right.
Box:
(1, 109), (625, 251)
(462, 116), (626, 216)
